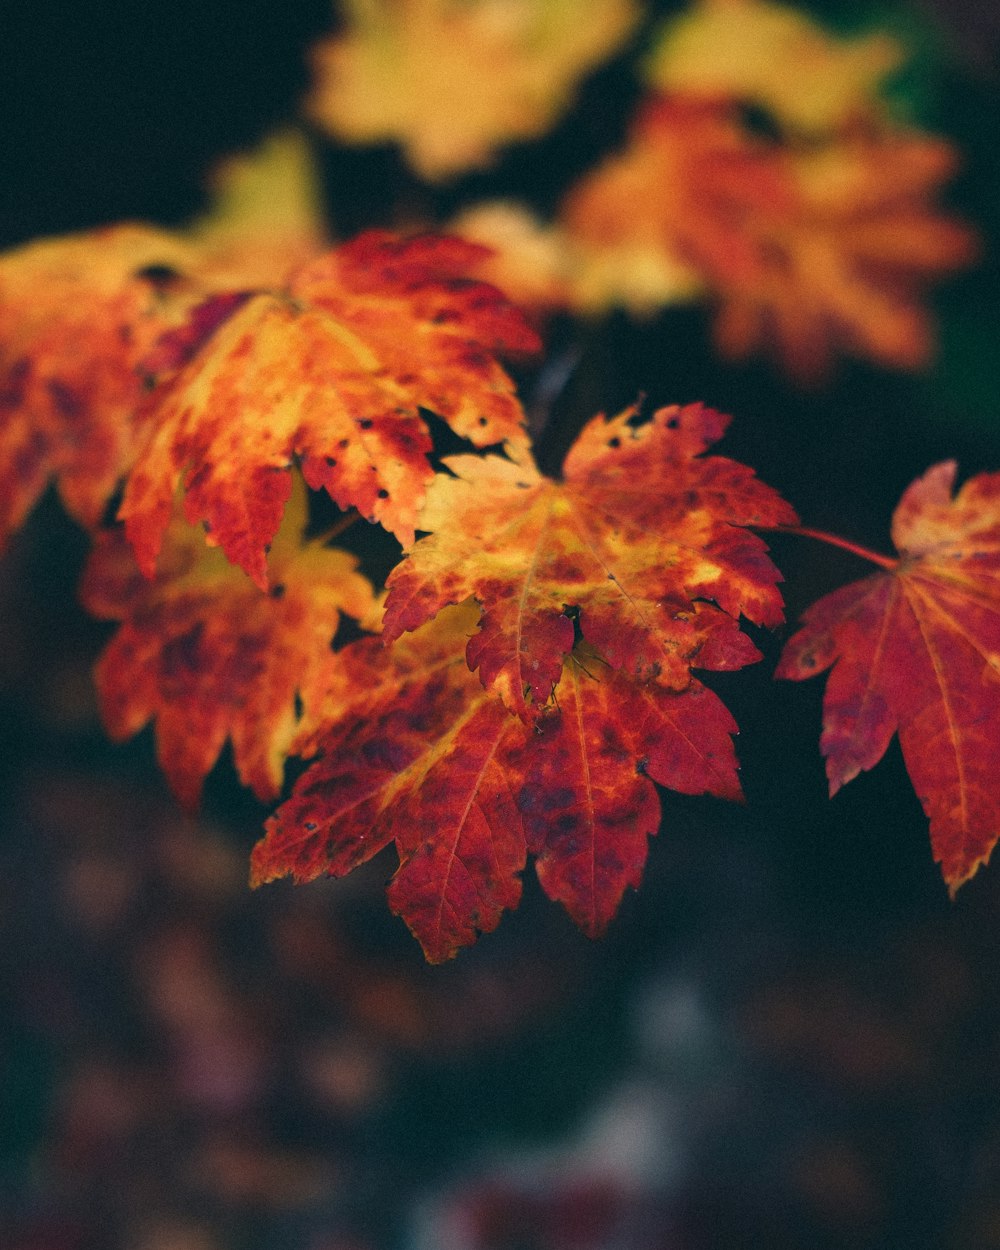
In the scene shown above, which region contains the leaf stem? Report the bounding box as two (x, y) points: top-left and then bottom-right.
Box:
(773, 524), (898, 570)
(313, 509), (361, 546)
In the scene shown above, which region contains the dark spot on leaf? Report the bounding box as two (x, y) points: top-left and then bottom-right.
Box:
(135, 263), (181, 287)
(737, 101), (784, 143)
(325, 456), (337, 467)
(608, 436), (620, 448)
(270, 583), (286, 599)
(47, 379), (81, 419)
(377, 489), (389, 499)
(358, 418), (373, 430)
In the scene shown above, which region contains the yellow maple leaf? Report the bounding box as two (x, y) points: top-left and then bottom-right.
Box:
(305, 0), (640, 179)
(646, 0), (903, 134)
(188, 127), (330, 288)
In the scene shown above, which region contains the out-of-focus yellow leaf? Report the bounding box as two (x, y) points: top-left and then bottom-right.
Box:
(189, 128), (330, 288)
(646, 0), (903, 134)
(306, 0), (640, 179)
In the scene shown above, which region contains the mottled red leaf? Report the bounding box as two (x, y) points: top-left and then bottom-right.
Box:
(776, 462), (1000, 891)
(120, 231), (540, 588)
(81, 477), (375, 808)
(383, 402), (795, 718)
(252, 604), (528, 962)
(253, 603), (744, 960)
(518, 654), (741, 937)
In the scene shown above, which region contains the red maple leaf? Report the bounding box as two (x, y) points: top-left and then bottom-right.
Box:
(254, 587), (744, 960)
(776, 462), (1000, 891)
(120, 231), (540, 589)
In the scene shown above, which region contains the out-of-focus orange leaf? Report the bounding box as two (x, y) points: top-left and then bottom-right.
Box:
(81, 476), (375, 809)
(383, 402), (795, 719)
(252, 602), (744, 960)
(776, 463), (1000, 892)
(646, 0), (902, 134)
(306, 0), (640, 180)
(0, 137), (329, 551)
(0, 225), (201, 549)
(562, 97), (975, 379)
(120, 231), (539, 589)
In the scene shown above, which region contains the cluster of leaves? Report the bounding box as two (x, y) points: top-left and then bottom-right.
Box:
(1, 0), (996, 961)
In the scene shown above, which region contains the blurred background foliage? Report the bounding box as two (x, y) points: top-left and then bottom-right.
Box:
(1, 2), (1000, 1247)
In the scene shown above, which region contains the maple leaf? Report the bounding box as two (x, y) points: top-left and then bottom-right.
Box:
(520, 651), (742, 938)
(251, 603), (529, 961)
(81, 476), (375, 809)
(0, 137), (329, 553)
(119, 231), (540, 588)
(646, 0), (903, 134)
(561, 97), (974, 378)
(305, 0), (640, 180)
(449, 197), (705, 318)
(383, 402), (796, 719)
(252, 603), (743, 960)
(187, 127), (330, 289)
(776, 463), (1000, 893)
(0, 225), (203, 550)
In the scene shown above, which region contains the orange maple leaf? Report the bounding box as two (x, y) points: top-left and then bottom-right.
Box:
(776, 463), (1000, 892)
(252, 602), (743, 960)
(562, 97), (974, 378)
(120, 231), (539, 589)
(383, 403), (796, 719)
(81, 476), (375, 809)
(0, 137), (329, 553)
(0, 225), (202, 549)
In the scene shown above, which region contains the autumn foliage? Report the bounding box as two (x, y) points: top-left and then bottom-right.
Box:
(1, 0), (994, 961)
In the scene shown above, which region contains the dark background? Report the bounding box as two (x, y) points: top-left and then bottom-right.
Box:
(2, 2), (1000, 1247)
